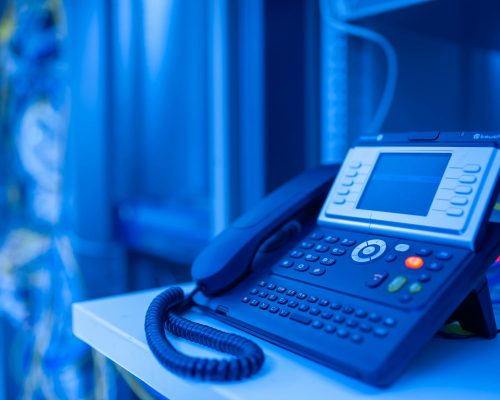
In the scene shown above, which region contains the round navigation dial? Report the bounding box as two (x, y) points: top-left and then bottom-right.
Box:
(351, 239), (387, 263)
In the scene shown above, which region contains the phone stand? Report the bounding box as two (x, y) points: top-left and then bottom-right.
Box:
(448, 278), (497, 338)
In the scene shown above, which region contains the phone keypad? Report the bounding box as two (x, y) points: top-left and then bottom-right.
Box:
(241, 280), (397, 344)
(279, 233), (355, 277)
(275, 229), (460, 309)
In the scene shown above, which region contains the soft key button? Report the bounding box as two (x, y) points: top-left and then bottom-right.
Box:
(362, 246), (376, 256)
(446, 208), (464, 217)
(342, 179), (354, 187)
(345, 170), (358, 178)
(455, 186), (472, 195)
(333, 198), (346, 205)
(463, 164), (481, 173)
(394, 243), (410, 252)
(450, 196), (468, 206)
(337, 188), (350, 196)
(349, 161), (362, 168)
(459, 175), (477, 184)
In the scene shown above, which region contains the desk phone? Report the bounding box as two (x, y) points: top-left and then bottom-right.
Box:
(145, 132), (500, 387)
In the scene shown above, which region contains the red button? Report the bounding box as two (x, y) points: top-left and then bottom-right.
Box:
(405, 256), (424, 269)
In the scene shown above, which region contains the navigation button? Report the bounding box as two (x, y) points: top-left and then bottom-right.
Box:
(463, 164), (481, 173)
(446, 208), (464, 217)
(459, 175), (477, 184)
(455, 186), (472, 195)
(362, 246), (376, 256)
(351, 239), (387, 263)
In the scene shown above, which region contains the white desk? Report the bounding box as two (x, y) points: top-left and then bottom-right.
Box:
(73, 285), (500, 400)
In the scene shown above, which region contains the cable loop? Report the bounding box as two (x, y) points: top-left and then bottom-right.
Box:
(144, 287), (265, 381)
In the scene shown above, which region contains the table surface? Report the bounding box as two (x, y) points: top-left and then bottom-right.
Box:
(73, 285), (500, 400)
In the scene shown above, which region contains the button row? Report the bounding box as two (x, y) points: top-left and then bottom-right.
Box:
(383, 249), (452, 267)
(279, 233), (358, 275)
(391, 244), (452, 259)
(242, 288), (395, 342)
(384, 273), (431, 302)
(248, 281), (397, 335)
(334, 161), (366, 205)
(446, 170), (478, 216)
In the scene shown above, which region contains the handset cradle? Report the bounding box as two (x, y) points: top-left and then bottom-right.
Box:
(192, 165), (340, 295)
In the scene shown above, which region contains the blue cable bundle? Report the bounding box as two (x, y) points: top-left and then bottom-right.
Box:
(145, 286), (265, 381)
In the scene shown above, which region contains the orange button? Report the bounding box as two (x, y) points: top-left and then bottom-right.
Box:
(405, 256), (424, 269)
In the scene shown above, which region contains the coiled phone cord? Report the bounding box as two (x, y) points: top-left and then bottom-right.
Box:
(144, 286), (265, 381)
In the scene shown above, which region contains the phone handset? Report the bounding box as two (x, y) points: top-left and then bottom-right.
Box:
(145, 165), (340, 381)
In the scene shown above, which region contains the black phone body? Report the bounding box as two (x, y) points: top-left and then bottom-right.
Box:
(191, 132), (500, 386)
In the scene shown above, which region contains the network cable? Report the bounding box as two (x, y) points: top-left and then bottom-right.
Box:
(319, 0), (398, 134)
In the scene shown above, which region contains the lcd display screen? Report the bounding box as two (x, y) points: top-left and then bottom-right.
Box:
(357, 153), (451, 216)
